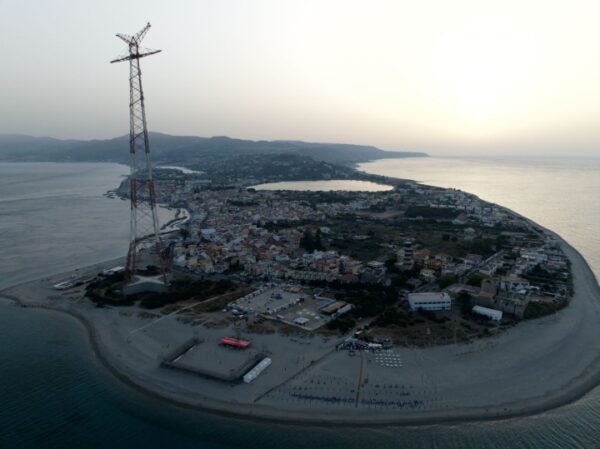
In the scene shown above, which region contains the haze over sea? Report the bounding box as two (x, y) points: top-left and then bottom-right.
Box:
(2, 159), (600, 449)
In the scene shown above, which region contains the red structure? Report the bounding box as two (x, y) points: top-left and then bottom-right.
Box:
(219, 337), (252, 349)
(111, 23), (168, 283)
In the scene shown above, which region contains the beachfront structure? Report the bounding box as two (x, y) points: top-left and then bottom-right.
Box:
(294, 317), (310, 326)
(407, 292), (452, 311)
(321, 301), (349, 315)
(472, 305), (503, 321)
(102, 266), (125, 276)
(219, 337), (251, 349)
(243, 357), (272, 384)
(334, 303), (353, 317)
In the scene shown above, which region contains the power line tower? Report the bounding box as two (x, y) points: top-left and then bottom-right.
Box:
(111, 23), (168, 287)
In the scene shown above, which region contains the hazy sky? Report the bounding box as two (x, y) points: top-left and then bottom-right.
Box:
(1, 0), (600, 156)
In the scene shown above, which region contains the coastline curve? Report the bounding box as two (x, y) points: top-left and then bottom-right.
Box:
(2, 212), (600, 428)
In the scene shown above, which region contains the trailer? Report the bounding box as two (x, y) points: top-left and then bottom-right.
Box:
(219, 337), (251, 349)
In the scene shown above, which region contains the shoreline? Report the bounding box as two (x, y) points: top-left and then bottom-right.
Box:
(2, 162), (600, 428)
(2, 217), (600, 427)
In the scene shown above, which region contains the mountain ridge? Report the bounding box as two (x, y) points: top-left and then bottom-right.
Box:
(0, 132), (428, 165)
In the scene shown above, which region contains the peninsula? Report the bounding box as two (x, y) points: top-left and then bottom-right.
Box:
(1, 154), (599, 427)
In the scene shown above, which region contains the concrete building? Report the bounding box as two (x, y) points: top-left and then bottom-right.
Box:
(402, 240), (413, 267)
(293, 317), (310, 326)
(407, 292), (452, 311)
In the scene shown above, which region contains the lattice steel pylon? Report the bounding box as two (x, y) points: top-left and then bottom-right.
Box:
(111, 22), (168, 283)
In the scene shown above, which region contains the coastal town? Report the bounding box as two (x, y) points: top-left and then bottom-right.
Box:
(113, 161), (572, 347)
(3, 6), (600, 445)
(2, 155), (594, 426)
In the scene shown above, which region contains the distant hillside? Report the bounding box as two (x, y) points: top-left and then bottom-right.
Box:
(0, 133), (428, 165)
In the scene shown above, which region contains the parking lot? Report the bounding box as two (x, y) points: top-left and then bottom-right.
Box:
(230, 286), (336, 331)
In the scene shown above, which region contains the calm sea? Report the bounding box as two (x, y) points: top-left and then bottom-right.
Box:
(1, 160), (600, 449)
(0, 162), (174, 290)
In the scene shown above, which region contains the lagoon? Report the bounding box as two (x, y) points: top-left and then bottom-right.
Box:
(252, 179), (392, 192)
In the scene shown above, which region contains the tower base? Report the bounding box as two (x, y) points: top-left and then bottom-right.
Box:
(123, 274), (168, 296)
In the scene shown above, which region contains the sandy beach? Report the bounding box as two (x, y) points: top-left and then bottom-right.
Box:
(2, 218), (600, 427)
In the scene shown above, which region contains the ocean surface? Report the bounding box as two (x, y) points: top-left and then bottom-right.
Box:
(0, 163), (174, 290)
(2, 160), (600, 448)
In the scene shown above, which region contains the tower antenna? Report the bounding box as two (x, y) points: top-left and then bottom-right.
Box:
(111, 22), (168, 289)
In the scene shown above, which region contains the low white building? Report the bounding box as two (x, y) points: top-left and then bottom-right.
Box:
(293, 317), (310, 326)
(472, 305), (503, 321)
(407, 292), (452, 311)
(243, 357), (272, 384)
(420, 268), (437, 282)
(333, 303), (353, 318)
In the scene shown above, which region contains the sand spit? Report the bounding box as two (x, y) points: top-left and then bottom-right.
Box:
(2, 228), (600, 428)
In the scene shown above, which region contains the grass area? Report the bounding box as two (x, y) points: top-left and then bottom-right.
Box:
(524, 299), (568, 319)
(358, 303), (502, 347)
(86, 273), (242, 309)
(404, 206), (460, 219)
(190, 287), (253, 313)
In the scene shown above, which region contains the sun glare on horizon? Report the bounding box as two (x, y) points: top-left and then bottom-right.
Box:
(2, 0), (600, 155)
(429, 32), (535, 138)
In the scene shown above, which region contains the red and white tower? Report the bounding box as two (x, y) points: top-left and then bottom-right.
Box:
(111, 23), (168, 285)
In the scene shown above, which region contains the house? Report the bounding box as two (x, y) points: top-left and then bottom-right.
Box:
(500, 276), (530, 293)
(464, 254), (483, 267)
(420, 268), (437, 282)
(434, 253), (453, 263)
(413, 248), (430, 263)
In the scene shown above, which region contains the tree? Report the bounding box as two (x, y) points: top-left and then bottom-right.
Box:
(314, 228), (324, 250)
(467, 273), (485, 287)
(326, 318), (356, 334)
(457, 291), (472, 316)
(438, 275), (457, 289)
(300, 229), (315, 251)
(385, 255), (398, 273)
